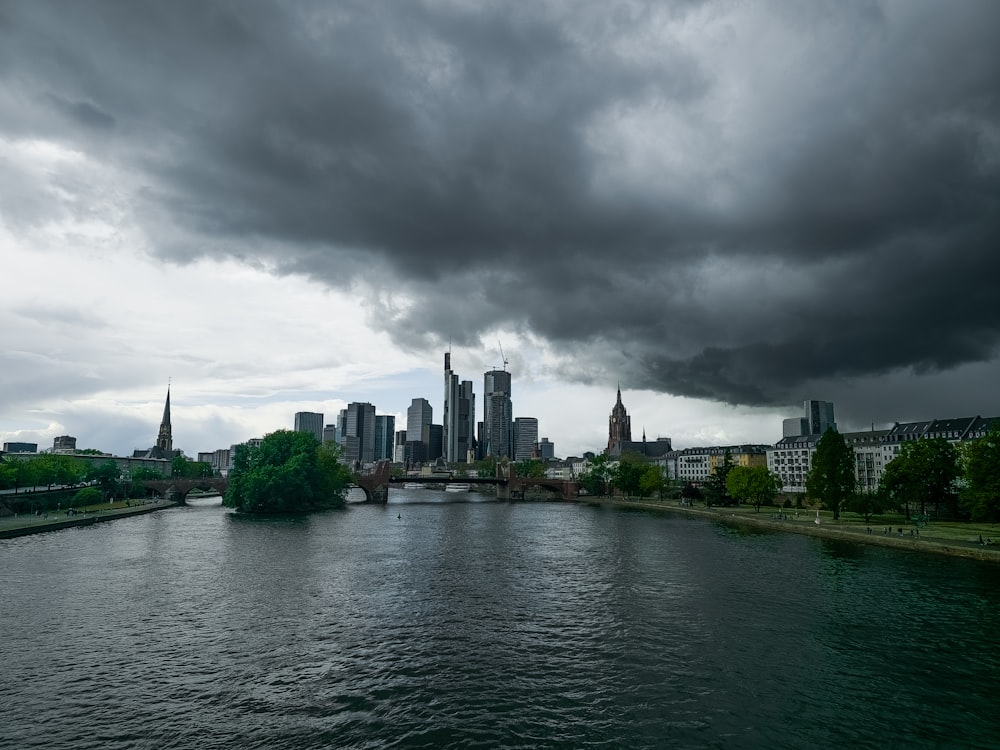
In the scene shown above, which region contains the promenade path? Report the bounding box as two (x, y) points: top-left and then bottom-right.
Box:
(583, 497), (1000, 564)
(0, 498), (177, 539)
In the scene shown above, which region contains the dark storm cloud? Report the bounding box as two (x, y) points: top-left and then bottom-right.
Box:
(2, 0), (999, 410)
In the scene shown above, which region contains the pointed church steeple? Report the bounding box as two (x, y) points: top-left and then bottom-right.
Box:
(155, 385), (173, 456)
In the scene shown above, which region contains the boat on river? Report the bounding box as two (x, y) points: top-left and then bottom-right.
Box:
(402, 482), (424, 490)
(444, 483), (471, 493)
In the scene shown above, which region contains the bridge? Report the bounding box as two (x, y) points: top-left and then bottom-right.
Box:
(352, 462), (578, 503)
(144, 478), (229, 504)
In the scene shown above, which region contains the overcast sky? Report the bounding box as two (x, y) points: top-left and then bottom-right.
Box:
(2, 0), (998, 459)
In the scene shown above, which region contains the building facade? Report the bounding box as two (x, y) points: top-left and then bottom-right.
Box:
(406, 398), (433, 464)
(342, 402), (376, 465)
(294, 411), (324, 444)
(483, 369), (513, 459)
(513, 417), (539, 461)
(374, 414), (395, 462)
(443, 352), (475, 463)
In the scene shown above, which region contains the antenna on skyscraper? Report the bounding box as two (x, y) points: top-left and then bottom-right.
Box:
(498, 340), (508, 371)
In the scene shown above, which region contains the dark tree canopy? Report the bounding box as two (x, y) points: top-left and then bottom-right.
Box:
(224, 430), (352, 514)
(703, 450), (735, 506)
(726, 465), (781, 512)
(881, 437), (959, 519)
(961, 427), (1000, 523)
(805, 428), (855, 520)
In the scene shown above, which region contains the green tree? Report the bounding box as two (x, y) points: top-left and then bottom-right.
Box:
(87, 461), (122, 500)
(880, 438), (959, 519)
(703, 450), (735, 506)
(639, 464), (668, 499)
(578, 453), (613, 496)
(71, 487), (103, 508)
(680, 482), (703, 504)
(726, 465), (781, 512)
(514, 458), (547, 479)
(223, 430), (351, 514)
(611, 453), (646, 498)
(845, 488), (892, 524)
(805, 428), (854, 520)
(960, 427), (1000, 523)
(172, 455), (213, 478)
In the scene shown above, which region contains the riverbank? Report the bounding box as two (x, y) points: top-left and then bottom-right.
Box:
(0, 498), (178, 539)
(582, 497), (1000, 563)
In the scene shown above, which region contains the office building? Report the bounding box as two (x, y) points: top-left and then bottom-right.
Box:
(443, 352), (476, 463)
(483, 369), (513, 459)
(323, 424), (338, 444)
(538, 438), (555, 460)
(294, 411), (324, 444)
(374, 414), (395, 462)
(407, 398), (433, 463)
(804, 400), (836, 435)
(3, 442), (38, 454)
(342, 402), (376, 465)
(513, 417), (538, 461)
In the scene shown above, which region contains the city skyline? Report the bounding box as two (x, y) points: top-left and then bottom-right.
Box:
(2, 2), (998, 461)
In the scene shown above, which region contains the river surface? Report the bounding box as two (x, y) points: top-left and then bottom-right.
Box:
(2, 489), (999, 749)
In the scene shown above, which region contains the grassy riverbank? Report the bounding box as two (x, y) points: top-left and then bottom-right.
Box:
(582, 496), (1000, 563)
(0, 498), (178, 539)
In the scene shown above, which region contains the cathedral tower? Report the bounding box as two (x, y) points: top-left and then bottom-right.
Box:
(607, 385), (631, 454)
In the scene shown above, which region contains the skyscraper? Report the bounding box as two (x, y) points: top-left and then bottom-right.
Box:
(804, 400), (836, 435)
(513, 417), (538, 461)
(443, 352), (476, 463)
(374, 414), (395, 461)
(294, 411), (324, 444)
(342, 402), (376, 464)
(407, 398), (433, 463)
(483, 369), (513, 459)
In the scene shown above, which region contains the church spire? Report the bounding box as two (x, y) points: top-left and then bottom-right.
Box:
(155, 384), (173, 456)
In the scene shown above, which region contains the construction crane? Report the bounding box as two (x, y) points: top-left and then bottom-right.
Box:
(498, 340), (508, 371)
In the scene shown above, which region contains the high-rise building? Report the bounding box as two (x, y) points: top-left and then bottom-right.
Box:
(513, 417), (538, 461)
(428, 424), (444, 461)
(342, 402), (376, 464)
(323, 424), (338, 444)
(443, 351), (476, 463)
(394, 430), (407, 463)
(804, 400), (836, 435)
(538, 438), (555, 460)
(374, 415), (395, 461)
(294, 411), (324, 444)
(3, 442), (38, 454)
(483, 369), (513, 459)
(783, 417), (810, 438)
(407, 398), (433, 462)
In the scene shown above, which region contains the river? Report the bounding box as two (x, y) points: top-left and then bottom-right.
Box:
(2, 488), (998, 749)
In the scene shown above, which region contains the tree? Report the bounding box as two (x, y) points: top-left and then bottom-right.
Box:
(578, 453), (613, 496)
(87, 461), (122, 500)
(71, 487), (103, 508)
(881, 438), (959, 519)
(703, 450), (735, 506)
(726, 465), (781, 512)
(805, 428), (854, 520)
(639, 464), (668, 500)
(611, 453), (646, 498)
(223, 430), (351, 514)
(680, 482), (703, 504)
(172, 455), (213, 479)
(514, 458), (547, 479)
(961, 427), (1000, 523)
(844, 487), (892, 524)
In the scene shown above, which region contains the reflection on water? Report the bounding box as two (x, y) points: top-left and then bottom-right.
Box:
(2, 496), (999, 750)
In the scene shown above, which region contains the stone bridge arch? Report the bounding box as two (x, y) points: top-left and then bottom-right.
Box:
(144, 478), (229, 504)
